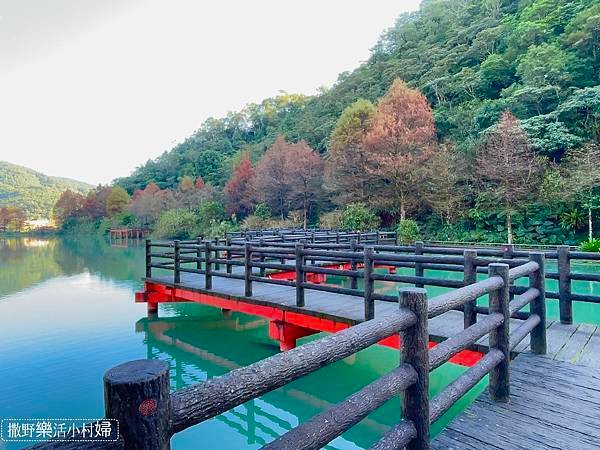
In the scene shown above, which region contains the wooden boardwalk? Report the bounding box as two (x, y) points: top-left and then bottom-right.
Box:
(135, 236), (600, 449)
(146, 272), (600, 355)
(433, 352), (600, 449)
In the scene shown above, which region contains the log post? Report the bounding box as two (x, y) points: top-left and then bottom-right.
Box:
(399, 288), (430, 450)
(104, 359), (171, 450)
(558, 245), (572, 324)
(363, 246), (375, 320)
(145, 239), (152, 278)
(295, 242), (305, 307)
(376, 231), (381, 244)
(462, 249), (477, 328)
(414, 241), (424, 288)
(225, 236), (232, 274)
(196, 237), (203, 272)
(529, 252), (547, 354)
(173, 240), (181, 284)
(488, 263), (510, 402)
(502, 244), (514, 260)
(335, 232), (340, 244)
(213, 237), (220, 271)
(204, 240), (212, 290)
(350, 239), (358, 290)
(259, 239), (266, 277)
(244, 242), (252, 297)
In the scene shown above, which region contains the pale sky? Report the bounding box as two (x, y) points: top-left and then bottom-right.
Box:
(0, 0), (420, 185)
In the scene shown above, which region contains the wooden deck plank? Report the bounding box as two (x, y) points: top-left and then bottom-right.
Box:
(579, 326), (600, 369)
(544, 321), (579, 358)
(433, 353), (600, 450)
(554, 323), (598, 364)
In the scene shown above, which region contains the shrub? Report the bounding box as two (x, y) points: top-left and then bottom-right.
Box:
(580, 238), (600, 252)
(319, 210), (344, 229)
(397, 219), (421, 244)
(242, 214), (268, 230)
(341, 204), (380, 231)
(254, 203), (271, 221)
(153, 209), (198, 239)
(197, 201), (225, 230)
(204, 220), (236, 239)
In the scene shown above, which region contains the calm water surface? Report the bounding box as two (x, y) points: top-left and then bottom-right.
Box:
(1, 237), (598, 449)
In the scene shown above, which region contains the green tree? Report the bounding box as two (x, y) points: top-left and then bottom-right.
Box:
(341, 204), (379, 231)
(153, 209), (198, 239)
(106, 187), (130, 217)
(327, 99), (376, 205)
(516, 43), (576, 88)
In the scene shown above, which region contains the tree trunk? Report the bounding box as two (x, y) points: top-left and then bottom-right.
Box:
(506, 213), (513, 245)
(400, 202), (406, 222)
(280, 196), (284, 220)
(589, 207), (593, 241)
(303, 197), (308, 230)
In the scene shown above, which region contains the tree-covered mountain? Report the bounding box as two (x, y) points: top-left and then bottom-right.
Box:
(115, 0), (599, 194)
(0, 161), (92, 220)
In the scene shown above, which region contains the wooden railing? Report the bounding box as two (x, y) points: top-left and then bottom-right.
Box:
(29, 255), (546, 449)
(145, 232), (599, 326)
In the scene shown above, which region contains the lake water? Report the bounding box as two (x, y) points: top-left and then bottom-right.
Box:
(1, 237), (598, 449)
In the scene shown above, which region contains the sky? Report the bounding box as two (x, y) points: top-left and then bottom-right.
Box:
(0, 0), (420, 185)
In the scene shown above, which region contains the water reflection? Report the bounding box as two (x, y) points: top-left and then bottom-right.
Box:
(0, 237), (145, 298)
(137, 307), (391, 448)
(136, 304), (477, 449)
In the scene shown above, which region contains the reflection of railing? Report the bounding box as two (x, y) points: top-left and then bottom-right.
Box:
(139, 316), (392, 447)
(31, 257), (546, 449)
(145, 233), (599, 325)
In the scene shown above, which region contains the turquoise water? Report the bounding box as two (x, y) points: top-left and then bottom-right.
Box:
(0, 237), (484, 449)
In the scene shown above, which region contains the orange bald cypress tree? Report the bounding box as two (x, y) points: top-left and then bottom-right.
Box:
(363, 79), (436, 220)
(224, 151), (255, 217)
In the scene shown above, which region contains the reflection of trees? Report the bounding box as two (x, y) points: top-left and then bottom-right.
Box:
(0, 238), (62, 297)
(0, 237), (146, 298)
(55, 237), (145, 282)
(136, 309), (395, 448)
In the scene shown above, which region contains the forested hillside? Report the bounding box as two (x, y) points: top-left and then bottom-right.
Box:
(0, 162), (92, 219)
(116, 0), (599, 192)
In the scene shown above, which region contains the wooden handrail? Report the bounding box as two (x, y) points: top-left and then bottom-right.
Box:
(146, 233), (600, 325)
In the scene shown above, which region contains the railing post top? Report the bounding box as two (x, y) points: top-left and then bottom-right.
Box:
(364, 245), (375, 255)
(488, 262), (509, 276)
(398, 288), (428, 314)
(399, 287), (427, 297)
(104, 359), (169, 385)
(464, 248), (477, 256)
